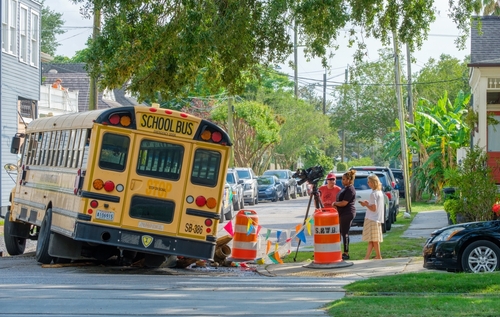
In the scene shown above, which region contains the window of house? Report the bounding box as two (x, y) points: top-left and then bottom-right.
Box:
(19, 4), (28, 63)
(488, 115), (500, 152)
(30, 10), (39, 67)
(9, 0), (17, 54)
(2, 0), (17, 54)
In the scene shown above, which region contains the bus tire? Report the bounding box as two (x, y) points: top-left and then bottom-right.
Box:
(144, 253), (165, 268)
(36, 209), (55, 264)
(3, 211), (27, 255)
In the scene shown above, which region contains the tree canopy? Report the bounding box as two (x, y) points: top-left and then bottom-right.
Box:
(41, 0), (65, 56)
(72, 0), (483, 101)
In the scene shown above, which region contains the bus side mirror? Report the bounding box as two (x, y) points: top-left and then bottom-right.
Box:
(10, 134), (24, 154)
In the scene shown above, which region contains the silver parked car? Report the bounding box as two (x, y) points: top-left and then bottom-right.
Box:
(235, 167), (259, 205)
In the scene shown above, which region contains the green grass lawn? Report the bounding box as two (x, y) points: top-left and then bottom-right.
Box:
(285, 199), (444, 262)
(287, 199), (500, 317)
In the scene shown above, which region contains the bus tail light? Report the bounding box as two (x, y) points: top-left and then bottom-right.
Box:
(204, 219), (213, 226)
(194, 196), (217, 209)
(200, 126), (224, 144)
(103, 180), (115, 192)
(90, 200), (98, 208)
(93, 179), (104, 190)
(105, 111), (133, 128)
(195, 196), (207, 207)
(206, 197), (217, 209)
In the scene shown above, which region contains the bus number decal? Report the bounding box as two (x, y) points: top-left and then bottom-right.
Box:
(146, 179), (172, 198)
(185, 223), (203, 235)
(139, 114), (194, 136)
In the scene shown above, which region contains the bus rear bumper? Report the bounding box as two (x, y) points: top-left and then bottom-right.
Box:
(73, 222), (216, 260)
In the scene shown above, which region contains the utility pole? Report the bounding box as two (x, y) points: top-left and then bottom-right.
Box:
(293, 20), (298, 99)
(406, 43), (417, 204)
(89, 8), (100, 110)
(228, 97), (234, 167)
(406, 44), (414, 123)
(393, 32), (411, 214)
(341, 68), (348, 164)
(323, 71), (326, 114)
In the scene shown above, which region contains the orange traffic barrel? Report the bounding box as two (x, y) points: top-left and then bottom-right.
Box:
(313, 208), (342, 264)
(230, 210), (258, 261)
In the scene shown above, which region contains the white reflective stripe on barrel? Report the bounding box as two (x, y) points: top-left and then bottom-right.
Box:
(314, 243), (341, 252)
(232, 240), (258, 249)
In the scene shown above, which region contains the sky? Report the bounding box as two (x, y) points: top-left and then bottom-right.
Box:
(52, 0), (471, 93)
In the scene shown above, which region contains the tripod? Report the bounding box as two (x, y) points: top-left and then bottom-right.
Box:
(293, 182), (323, 261)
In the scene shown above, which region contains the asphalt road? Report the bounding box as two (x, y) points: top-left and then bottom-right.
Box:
(0, 195), (360, 316)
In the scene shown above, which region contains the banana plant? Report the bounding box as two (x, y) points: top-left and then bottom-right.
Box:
(383, 91), (470, 200)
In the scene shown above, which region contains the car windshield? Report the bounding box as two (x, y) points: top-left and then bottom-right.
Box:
(258, 177), (274, 185)
(226, 173), (235, 184)
(264, 171), (287, 179)
(236, 170), (250, 179)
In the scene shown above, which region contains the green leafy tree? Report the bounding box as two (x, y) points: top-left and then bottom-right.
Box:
(41, 0), (65, 56)
(330, 50), (398, 163)
(483, 0), (500, 15)
(211, 100), (281, 173)
(413, 54), (470, 105)
(72, 0), (483, 101)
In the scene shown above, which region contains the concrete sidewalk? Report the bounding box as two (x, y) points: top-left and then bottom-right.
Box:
(258, 209), (450, 278)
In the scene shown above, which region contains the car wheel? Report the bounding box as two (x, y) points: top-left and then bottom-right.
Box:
(3, 211), (27, 256)
(461, 240), (500, 273)
(381, 220), (387, 233)
(239, 197), (244, 210)
(279, 192), (284, 201)
(254, 194), (258, 205)
(385, 210), (392, 231)
(284, 188), (290, 200)
(225, 203), (234, 221)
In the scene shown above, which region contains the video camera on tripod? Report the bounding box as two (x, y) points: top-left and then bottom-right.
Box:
(292, 165), (324, 186)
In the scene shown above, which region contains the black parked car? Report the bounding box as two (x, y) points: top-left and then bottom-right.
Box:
(392, 168), (405, 198)
(423, 220), (500, 273)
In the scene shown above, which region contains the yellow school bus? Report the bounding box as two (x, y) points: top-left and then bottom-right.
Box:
(3, 106), (232, 266)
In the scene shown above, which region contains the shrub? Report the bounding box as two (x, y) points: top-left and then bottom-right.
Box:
(336, 162), (348, 172)
(444, 145), (498, 223)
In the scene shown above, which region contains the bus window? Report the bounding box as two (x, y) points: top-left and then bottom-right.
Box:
(129, 195), (175, 223)
(99, 133), (130, 171)
(136, 140), (183, 180)
(191, 149), (221, 186)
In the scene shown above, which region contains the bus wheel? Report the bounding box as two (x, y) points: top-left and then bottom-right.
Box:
(3, 211), (27, 255)
(144, 254), (165, 268)
(36, 209), (55, 264)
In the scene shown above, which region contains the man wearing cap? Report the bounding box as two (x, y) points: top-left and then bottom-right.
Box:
(319, 172), (341, 208)
(51, 78), (66, 90)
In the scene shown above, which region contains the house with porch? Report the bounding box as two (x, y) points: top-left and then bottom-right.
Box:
(468, 15), (500, 183)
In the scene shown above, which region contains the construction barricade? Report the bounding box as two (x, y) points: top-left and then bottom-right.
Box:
(230, 210), (258, 261)
(304, 208), (353, 269)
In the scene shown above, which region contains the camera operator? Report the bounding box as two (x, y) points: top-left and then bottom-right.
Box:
(319, 173), (341, 208)
(332, 170), (357, 260)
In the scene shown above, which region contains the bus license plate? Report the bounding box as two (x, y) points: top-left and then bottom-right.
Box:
(96, 210), (115, 221)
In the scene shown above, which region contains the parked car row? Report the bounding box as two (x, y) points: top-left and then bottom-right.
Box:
(221, 168), (306, 222)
